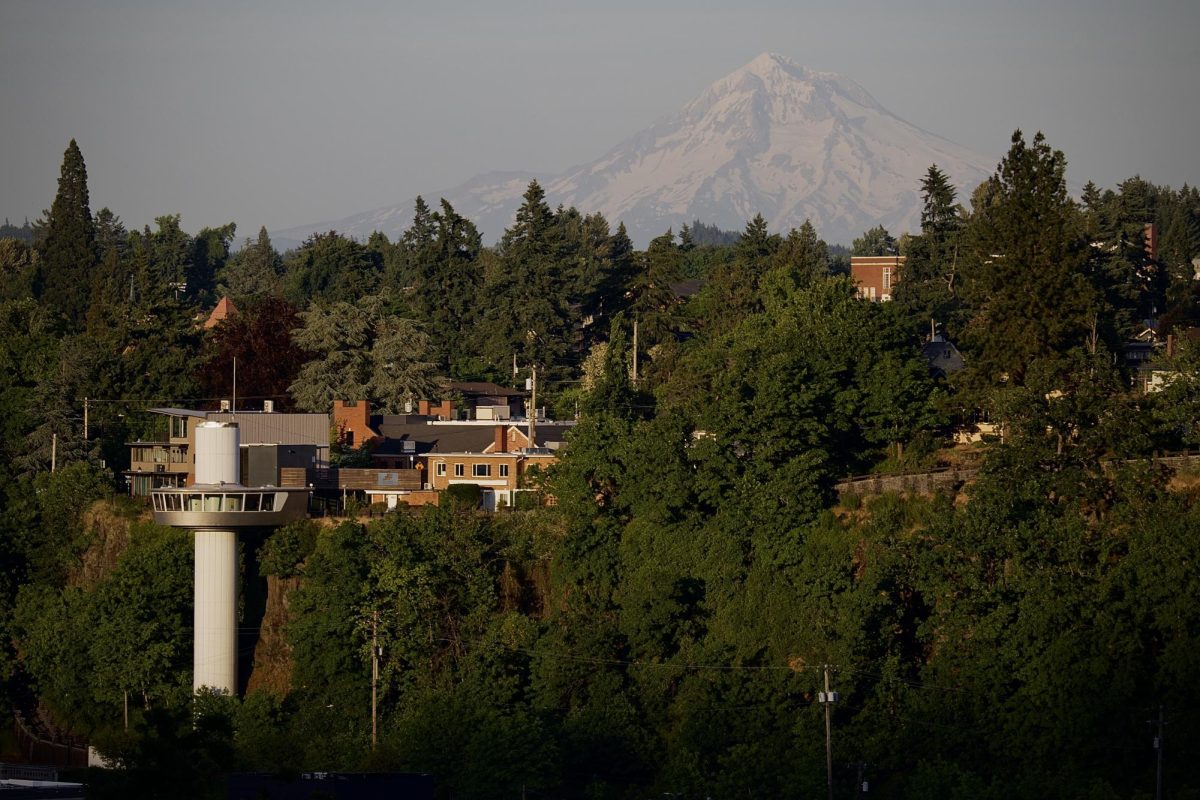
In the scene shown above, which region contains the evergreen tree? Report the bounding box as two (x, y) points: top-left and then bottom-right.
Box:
(677, 223), (695, 252)
(1081, 176), (1165, 345)
(289, 294), (440, 412)
(920, 163), (959, 233)
(629, 230), (683, 348)
(761, 219), (829, 309)
(559, 209), (615, 354)
(36, 140), (97, 325)
(0, 239), (37, 301)
(1160, 197), (1200, 328)
(960, 131), (1095, 386)
(218, 226), (283, 300)
(189, 222), (237, 302)
(147, 215), (194, 305)
(405, 199), (485, 374)
(695, 214), (780, 330)
(850, 224), (897, 257)
(600, 221), (638, 315)
(395, 196), (437, 298)
(480, 181), (572, 372)
(893, 164), (965, 335)
(93, 208), (127, 259)
(282, 231), (384, 306)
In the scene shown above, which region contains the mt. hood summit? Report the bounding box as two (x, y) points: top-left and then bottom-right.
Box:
(275, 53), (994, 247)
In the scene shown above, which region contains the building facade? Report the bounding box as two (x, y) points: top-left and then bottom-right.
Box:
(126, 408), (330, 496)
(851, 255), (904, 302)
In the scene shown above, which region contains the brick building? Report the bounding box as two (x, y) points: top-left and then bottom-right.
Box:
(851, 255), (904, 302)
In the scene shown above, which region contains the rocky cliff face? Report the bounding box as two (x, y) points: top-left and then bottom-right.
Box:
(274, 53), (994, 247)
(245, 574), (300, 698)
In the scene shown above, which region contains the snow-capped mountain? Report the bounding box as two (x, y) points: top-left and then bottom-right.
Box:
(273, 53), (994, 248)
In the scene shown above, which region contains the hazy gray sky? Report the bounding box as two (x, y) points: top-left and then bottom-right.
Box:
(3, 0), (1198, 238)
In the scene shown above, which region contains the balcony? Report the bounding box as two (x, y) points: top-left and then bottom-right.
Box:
(128, 443), (190, 475)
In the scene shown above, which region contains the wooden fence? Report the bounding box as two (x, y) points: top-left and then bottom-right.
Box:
(11, 711), (87, 769)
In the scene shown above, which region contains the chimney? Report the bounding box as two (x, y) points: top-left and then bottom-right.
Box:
(334, 399), (369, 426)
(333, 399), (374, 446)
(494, 425), (507, 453)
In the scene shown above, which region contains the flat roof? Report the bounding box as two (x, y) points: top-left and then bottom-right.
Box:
(148, 407), (209, 419)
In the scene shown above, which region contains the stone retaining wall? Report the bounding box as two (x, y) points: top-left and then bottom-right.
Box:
(834, 452), (1200, 500)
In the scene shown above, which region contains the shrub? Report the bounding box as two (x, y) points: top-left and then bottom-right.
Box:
(444, 484), (481, 510)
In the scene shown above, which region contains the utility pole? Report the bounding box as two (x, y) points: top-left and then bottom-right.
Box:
(232, 357), (237, 416)
(527, 364), (537, 449)
(1151, 705), (1165, 800)
(83, 396), (89, 441)
(819, 664), (838, 800)
(51, 433), (57, 473)
(371, 611), (380, 750)
(632, 318), (639, 384)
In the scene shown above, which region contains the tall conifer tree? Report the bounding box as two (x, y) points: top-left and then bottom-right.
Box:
(37, 140), (97, 325)
(893, 164), (964, 334)
(961, 131), (1094, 386)
(483, 181), (571, 371)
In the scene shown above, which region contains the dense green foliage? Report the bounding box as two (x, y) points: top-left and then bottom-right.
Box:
(3, 135), (1200, 798)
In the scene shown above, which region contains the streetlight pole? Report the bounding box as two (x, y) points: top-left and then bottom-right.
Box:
(1152, 705), (1165, 800)
(820, 664), (838, 800)
(371, 610), (380, 751)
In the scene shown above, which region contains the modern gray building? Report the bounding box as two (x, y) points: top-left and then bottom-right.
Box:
(127, 407), (329, 495)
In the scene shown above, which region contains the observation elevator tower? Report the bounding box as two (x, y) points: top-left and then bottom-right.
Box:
(151, 421), (309, 694)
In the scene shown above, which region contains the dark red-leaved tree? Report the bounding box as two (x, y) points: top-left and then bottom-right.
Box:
(198, 296), (312, 411)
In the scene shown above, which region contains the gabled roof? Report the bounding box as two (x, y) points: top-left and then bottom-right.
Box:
(921, 336), (965, 377)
